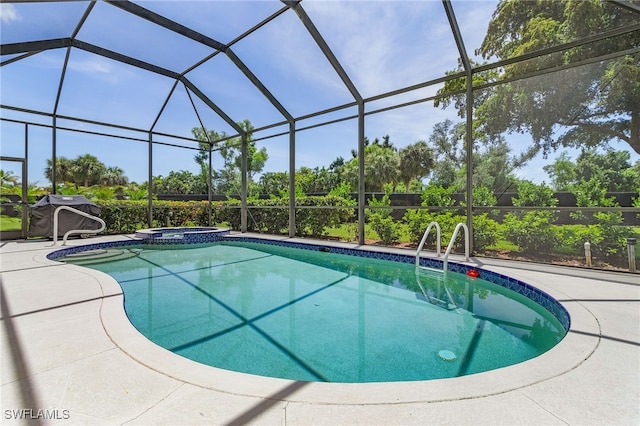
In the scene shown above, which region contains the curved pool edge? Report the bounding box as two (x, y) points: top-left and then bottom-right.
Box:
(43, 235), (601, 405)
(95, 264), (598, 405)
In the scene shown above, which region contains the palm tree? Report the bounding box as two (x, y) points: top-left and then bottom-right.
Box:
(45, 157), (74, 184)
(100, 166), (128, 186)
(366, 144), (399, 192)
(398, 141), (435, 192)
(72, 154), (106, 187)
(0, 169), (19, 188)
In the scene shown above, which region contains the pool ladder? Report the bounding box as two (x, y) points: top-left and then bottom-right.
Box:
(414, 267), (459, 310)
(415, 221), (469, 273)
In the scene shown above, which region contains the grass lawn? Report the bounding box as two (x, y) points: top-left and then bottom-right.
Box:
(0, 215), (22, 231)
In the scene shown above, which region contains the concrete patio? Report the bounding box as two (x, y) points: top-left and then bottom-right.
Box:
(1, 234), (638, 425)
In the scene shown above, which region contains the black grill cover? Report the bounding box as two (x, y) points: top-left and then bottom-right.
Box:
(28, 195), (102, 238)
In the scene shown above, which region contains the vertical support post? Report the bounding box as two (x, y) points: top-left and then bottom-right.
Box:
(288, 120), (296, 238)
(208, 145), (213, 227)
(241, 133), (248, 232)
(465, 72), (474, 254)
(52, 116), (57, 193)
(148, 131), (153, 227)
(443, 0), (473, 254)
(357, 101), (365, 245)
(22, 124), (28, 239)
(627, 238), (636, 272)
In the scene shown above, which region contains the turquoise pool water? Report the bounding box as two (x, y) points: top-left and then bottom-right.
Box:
(64, 241), (566, 383)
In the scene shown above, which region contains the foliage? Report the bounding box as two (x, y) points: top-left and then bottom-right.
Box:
(420, 183), (456, 207)
(86, 185), (117, 201)
(295, 196), (355, 237)
(328, 181), (355, 203)
(403, 208), (434, 245)
(503, 211), (560, 256)
(45, 155), (128, 188)
(153, 170), (207, 195)
(503, 181), (560, 253)
(569, 178), (627, 258)
(125, 185), (149, 200)
(542, 151), (577, 191)
(100, 200), (150, 234)
(44, 157), (74, 184)
(426, 120), (521, 192)
(437, 0), (640, 155)
(503, 211), (560, 254)
(366, 186), (400, 245)
(96, 195), (354, 237)
(462, 186), (498, 217)
(192, 119), (267, 194)
(99, 200), (220, 233)
(258, 171), (289, 196)
(403, 184), (457, 245)
(471, 213), (499, 253)
(545, 149), (640, 191)
(0, 169), (19, 187)
(397, 141), (434, 191)
(511, 181), (558, 207)
(343, 137), (400, 192)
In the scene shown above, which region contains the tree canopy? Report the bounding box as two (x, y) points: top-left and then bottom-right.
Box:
(544, 149), (640, 191)
(192, 119), (268, 195)
(437, 0), (640, 156)
(45, 154), (128, 188)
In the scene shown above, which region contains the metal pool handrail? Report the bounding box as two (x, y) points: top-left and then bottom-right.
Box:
(415, 221), (441, 267)
(443, 222), (470, 272)
(52, 205), (106, 246)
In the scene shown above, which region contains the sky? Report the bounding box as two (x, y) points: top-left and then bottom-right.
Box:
(1, 0), (638, 188)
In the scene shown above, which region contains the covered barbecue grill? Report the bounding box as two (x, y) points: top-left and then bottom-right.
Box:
(28, 195), (102, 238)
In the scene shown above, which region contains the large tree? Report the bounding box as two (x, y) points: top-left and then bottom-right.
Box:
(72, 154), (106, 187)
(100, 166), (129, 186)
(0, 169), (19, 188)
(398, 141), (435, 191)
(192, 119), (268, 194)
(437, 0), (640, 156)
(544, 149), (640, 191)
(343, 137), (400, 192)
(427, 120), (522, 193)
(45, 156), (74, 184)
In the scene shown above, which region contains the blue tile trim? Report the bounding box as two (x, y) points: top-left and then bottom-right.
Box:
(47, 234), (570, 332)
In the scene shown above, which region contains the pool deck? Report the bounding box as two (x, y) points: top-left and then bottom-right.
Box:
(1, 233), (638, 425)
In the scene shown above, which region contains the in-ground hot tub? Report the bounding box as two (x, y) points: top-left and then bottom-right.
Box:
(134, 227), (230, 244)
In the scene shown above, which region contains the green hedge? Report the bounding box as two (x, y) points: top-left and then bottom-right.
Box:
(98, 196), (354, 237)
(97, 198), (635, 265)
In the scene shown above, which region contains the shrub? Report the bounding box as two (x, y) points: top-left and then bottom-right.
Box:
(100, 200), (149, 234)
(503, 181), (560, 255)
(472, 213), (499, 253)
(557, 225), (604, 256)
(295, 195), (355, 237)
(404, 184), (457, 245)
(366, 189), (400, 245)
(420, 184), (455, 207)
(503, 210), (560, 254)
(404, 208), (436, 244)
(570, 178), (628, 259)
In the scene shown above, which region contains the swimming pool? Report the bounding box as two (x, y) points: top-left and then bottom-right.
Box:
(53, 237), (569, 383)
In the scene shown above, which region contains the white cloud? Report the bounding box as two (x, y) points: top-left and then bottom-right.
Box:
(68, 58), (113, 75)
(66, 54), (137, 85)
(303, 2), (459, 96)
(0, 3), (20, 24)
